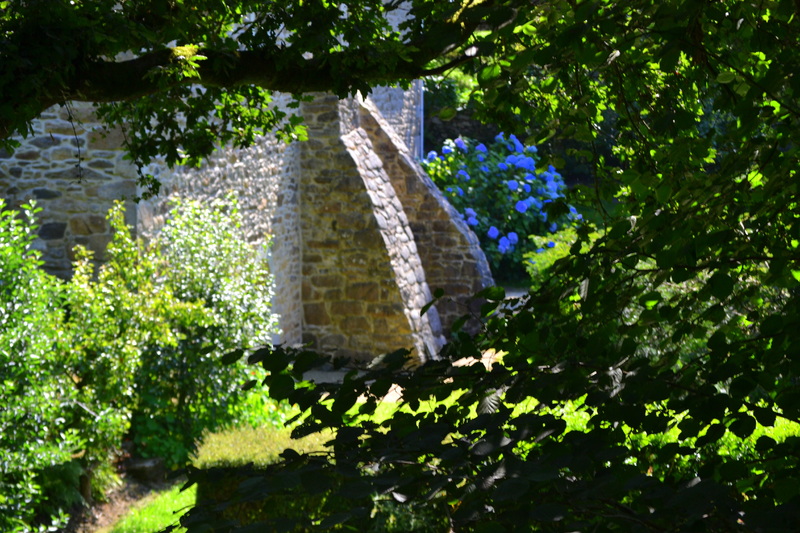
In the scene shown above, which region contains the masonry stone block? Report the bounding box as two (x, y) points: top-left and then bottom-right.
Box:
(30, 136), (61, 149)
(330, 300), (365, 316)
(345, 282), (380, 301)
(38, 222), (67, 240)
(304, 303), (331, 325)
(15, 150), (40, 160)
(33, 188), (62, 199)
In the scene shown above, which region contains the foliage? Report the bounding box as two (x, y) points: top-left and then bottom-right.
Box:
(524, 227), (602, 289)
(422, 135), (580, 282)
(0, 197), (280, 530)
(0, 200), (76, 532)
(129, 195), (280, 467)
(0, 0), (516, 197)
(423, 69), (478, 116)
(169, 1), (800, 532)
(61, 203), (194, 476)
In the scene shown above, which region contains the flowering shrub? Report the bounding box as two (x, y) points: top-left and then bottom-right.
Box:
(422, 134), (581, 282)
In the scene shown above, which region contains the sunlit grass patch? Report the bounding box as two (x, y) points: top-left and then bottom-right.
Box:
(100, 483), (196, 533)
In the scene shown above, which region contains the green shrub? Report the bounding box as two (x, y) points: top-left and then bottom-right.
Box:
(0, 194), (282, 528)
(0, 200), (77, 532)
(130, 194), (280, 466)
(62, 202), (212, 475)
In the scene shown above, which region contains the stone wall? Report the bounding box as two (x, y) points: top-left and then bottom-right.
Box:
(287, 95), (444, 363)
(2, 86), (493, 365)
(0, 104), (141, 278)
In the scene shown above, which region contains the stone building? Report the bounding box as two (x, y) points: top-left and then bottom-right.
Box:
(0, 86), (493, 364)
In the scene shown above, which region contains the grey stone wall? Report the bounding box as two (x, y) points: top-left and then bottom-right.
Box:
(0, 103), (140, 278)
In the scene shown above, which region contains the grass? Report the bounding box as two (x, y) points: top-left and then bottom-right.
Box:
(191, 424), (332, 468)
(98, 483), (196, 533)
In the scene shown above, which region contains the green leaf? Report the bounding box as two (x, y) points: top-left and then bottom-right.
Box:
(728, 414), (757, 439)
(717, 71), (736, 84)
(268, 374), (296, 401)
(478, 64), (502, 83)
(708, 272), (734, 301)
(220, 348), (244, 365)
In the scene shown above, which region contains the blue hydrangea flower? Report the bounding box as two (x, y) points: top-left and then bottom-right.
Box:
(495, 132), (505, 143)
(457, 169), (470, 181)
(515, 200), (528, 213)
(498, 163), (509, 171)
(442, 145), (453, 155)
(516, 156), (536, 171)
(426, 151), (438, 161)
(549, 222), (558, 233)
(457, 186), (464, 196)
(547, 241), (556, 248)
(523, 183), (531, 193)
(446, 187), (454, 194)
(526, 145), (539, 153)
(498, 236), (511, 254)
(507, 180), (519, 191)
(527, 197), (543, 210)
(455, 138), (467, 151)
(465, 207), (477, 217)
(477, 154), (485, 162)
(488, 226), (500, 239)
(509, 134), (524, 153)
(536, 248), (544, 254)
(508, 232), (518, 244)
(480, 165), (489, 173)
(506, 154), (519, 166)
(467, 216), (479, 226)
(476, 143), (487, 153)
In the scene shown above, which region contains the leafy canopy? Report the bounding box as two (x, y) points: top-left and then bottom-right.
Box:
(168, 1), (800, 531)
(4, 0), (800, 530)
(0, 0), (518, 194)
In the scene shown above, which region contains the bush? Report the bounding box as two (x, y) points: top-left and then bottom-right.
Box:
(422, 134), (581, 283)
(63, 202), (212, 473)
(0, 200), (77, 532)
(0, 195), (282, 530)
(130, 194), (280, 466)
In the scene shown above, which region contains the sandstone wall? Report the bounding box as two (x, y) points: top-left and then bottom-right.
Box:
(355, 98), (493, 334)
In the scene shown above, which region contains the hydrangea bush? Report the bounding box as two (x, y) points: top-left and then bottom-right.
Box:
(422, 134), (581, 282)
